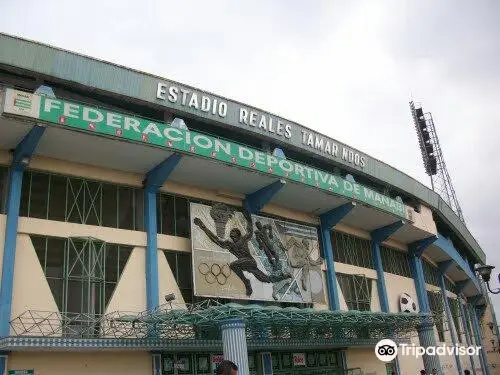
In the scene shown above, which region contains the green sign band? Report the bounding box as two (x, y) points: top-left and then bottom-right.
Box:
(3, 89), (409, 219)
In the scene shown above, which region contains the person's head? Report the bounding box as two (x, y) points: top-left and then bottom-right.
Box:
(215, 360), (238, 375)
(432, 368), (437, 375)
(464, 370), (471, 375)
(420, 370), (426, 375)
(229, 228), (242, 242)
(301, 238), (310, 249)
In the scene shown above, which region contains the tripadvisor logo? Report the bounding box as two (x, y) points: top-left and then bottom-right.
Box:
(375, 339), (482, 361)
(375, 339), (398, 362)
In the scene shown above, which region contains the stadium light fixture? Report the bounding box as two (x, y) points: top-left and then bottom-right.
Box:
(272, 148), (286, 159)
(171, 118), (188, 130)
(476, 265), (500, 294)
(165, 293), (176, 309)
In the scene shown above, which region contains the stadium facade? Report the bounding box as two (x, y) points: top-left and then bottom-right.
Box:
(0, 33), (498, 375)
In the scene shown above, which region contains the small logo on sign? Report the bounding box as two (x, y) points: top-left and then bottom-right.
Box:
(375, 339), (398, 362)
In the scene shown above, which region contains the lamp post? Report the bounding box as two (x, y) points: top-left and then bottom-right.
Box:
(476, 265), (500, 294)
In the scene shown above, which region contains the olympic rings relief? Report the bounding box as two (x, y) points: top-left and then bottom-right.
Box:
(198, 262), (232, 285)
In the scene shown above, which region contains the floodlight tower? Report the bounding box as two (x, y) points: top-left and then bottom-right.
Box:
(409, 101), (465, 223)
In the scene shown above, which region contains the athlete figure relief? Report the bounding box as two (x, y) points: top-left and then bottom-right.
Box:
(254, 221), (281, 269)
(285, 237), (323, 291)
(193, 210), (291, 297)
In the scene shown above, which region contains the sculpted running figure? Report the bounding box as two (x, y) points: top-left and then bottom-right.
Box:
(254, 220), (281, 269)
(193, 211), (290, 296)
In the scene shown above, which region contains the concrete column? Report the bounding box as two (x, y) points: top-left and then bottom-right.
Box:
(151, 353), (161, 375)
(0, 355), (7, 375)
(319, 226), (340, 310)
(438, 275), (462, 375)
(0, 166), (23, 335)
(409, 254), (442, 374)
(459, 298), (477, 374)
(371, 240), (389, 312)
(418, 319), (443, 374)
(221, 318), (249, 374)
(144, 189), (160, 311)
(469, 304), (490, 375)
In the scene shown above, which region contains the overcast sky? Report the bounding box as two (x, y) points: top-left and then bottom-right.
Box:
(2, 1), (500, 315)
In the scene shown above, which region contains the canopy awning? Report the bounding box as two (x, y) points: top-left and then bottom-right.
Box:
(11, 301), (430, 343)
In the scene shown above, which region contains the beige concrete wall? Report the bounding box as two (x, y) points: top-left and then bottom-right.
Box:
(10, 234), (60, 335)
(8, 352), (151, 375)
(334, 262), (378, 312)
(398, 334), (425, 374)
(384, 272), (419, 314)
(480, 301), (500, 374)
(346, 348), (386, 375)
(410, 204), (438, 235)
(105, 246), (147, 314)
(17, 217), (190, 253)
(439, 351), (458, 375)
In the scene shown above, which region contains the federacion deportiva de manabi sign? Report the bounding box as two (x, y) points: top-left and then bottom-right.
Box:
(2, 88), (408, 219)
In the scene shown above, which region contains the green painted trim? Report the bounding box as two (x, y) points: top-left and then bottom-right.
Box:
(3, 89), (407, 218)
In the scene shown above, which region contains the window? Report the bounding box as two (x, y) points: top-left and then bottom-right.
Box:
(445, 277), (456, 295)
(32, 235), (132, 314)
(448, 297), (463, 344)
(0, 165), (8, 213)
(164, 250), (193, 304)
(157, 194), (191, 238)
(20, 170), (144, 231)
(332, 232), (374, 269)
(381, 246), (411, 277)
(337, 273), (372, 311)
(427, 290), (445, 342)
(422, 259), (440, 287)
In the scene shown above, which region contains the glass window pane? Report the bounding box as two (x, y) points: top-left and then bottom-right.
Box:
(104, 282), (116, 307)
(29, 172), (50, 219)
(105, 244), (118, 282)
(134, 189), (144, 231)
(91, 282), (103, 315)
(48, 175), (67, 221)
(180, 288), (192, 304)
(67, 240), (84, 277)
(85, 181), (101, 226)
(175, 197), (190, 237)
(66, 178), (84, 224)
(102, 183), (118, 228)
(159, 194), (175, 235)
(46, 237), (65, 278)
(19, 172), (30, 217)
(31, 236), (47, 272)
(47, 277), (63, 311)
(66, 280), (83, 313)
(177, 253), (192, 289)
(118, 187), (134, 230)
(164, 252), (177, 278)
(118, 246), (132, 278)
